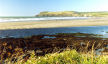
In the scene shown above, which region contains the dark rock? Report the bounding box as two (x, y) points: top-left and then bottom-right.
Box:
(0, 34), (107, 61)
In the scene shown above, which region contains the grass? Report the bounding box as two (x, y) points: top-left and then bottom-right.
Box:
(36, 11), (108, 17)
(4, 50), (107, 64)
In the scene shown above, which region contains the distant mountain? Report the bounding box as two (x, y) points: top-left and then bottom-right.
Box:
(36, 11), (108, 17)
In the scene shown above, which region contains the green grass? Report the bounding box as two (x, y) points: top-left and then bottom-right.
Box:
(11, 50), (107, 64)
(36, 11), (108, 17)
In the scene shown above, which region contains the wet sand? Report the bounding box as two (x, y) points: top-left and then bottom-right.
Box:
(0, 17), (108, 30)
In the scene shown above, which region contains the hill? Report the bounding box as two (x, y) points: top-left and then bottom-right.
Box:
(36, 11), (108, 17)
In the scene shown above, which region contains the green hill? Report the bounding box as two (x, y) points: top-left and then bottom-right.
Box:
(36, 11), (108, 17)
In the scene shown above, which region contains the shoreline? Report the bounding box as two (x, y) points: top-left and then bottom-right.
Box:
(0, 18), (108, 30)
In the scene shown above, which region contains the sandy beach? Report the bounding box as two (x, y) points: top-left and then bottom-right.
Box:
(0, 17), (108, 30)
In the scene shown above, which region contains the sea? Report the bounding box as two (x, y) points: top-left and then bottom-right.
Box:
(0, 16), (90, 22)
(0, 17), (108, 38)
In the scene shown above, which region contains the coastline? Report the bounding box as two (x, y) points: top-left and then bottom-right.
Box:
(0, 18), (108, 63)
(0, 17), (108, 30)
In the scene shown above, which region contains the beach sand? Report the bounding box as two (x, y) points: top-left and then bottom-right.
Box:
(0, 17), (108, 30)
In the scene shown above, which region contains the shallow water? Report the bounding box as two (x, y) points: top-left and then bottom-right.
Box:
(0, 26), (108, 38)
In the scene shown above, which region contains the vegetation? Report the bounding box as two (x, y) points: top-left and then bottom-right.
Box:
(3, 50), (108, 64)
(36, 11), (108, 17)
(0, 33), (107, 64)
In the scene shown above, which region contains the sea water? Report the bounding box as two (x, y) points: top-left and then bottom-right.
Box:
(0, 17), (90, 22)
(0, 17), (107, 38)
(0, 26), (108, 38)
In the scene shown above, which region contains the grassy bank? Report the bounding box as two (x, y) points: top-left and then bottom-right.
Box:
(4, 50), (108, 64)
(36, 11), (108, 17)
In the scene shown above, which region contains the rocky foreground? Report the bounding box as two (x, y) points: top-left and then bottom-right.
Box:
(0, 33), (108, 61)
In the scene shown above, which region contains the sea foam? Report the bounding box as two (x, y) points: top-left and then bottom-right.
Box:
(0, 17), (89, 22)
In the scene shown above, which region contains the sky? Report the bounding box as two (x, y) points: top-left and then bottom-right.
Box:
(0, 0), (108, 16)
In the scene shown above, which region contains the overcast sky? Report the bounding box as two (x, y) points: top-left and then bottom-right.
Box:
(0, 0), (108, 16)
